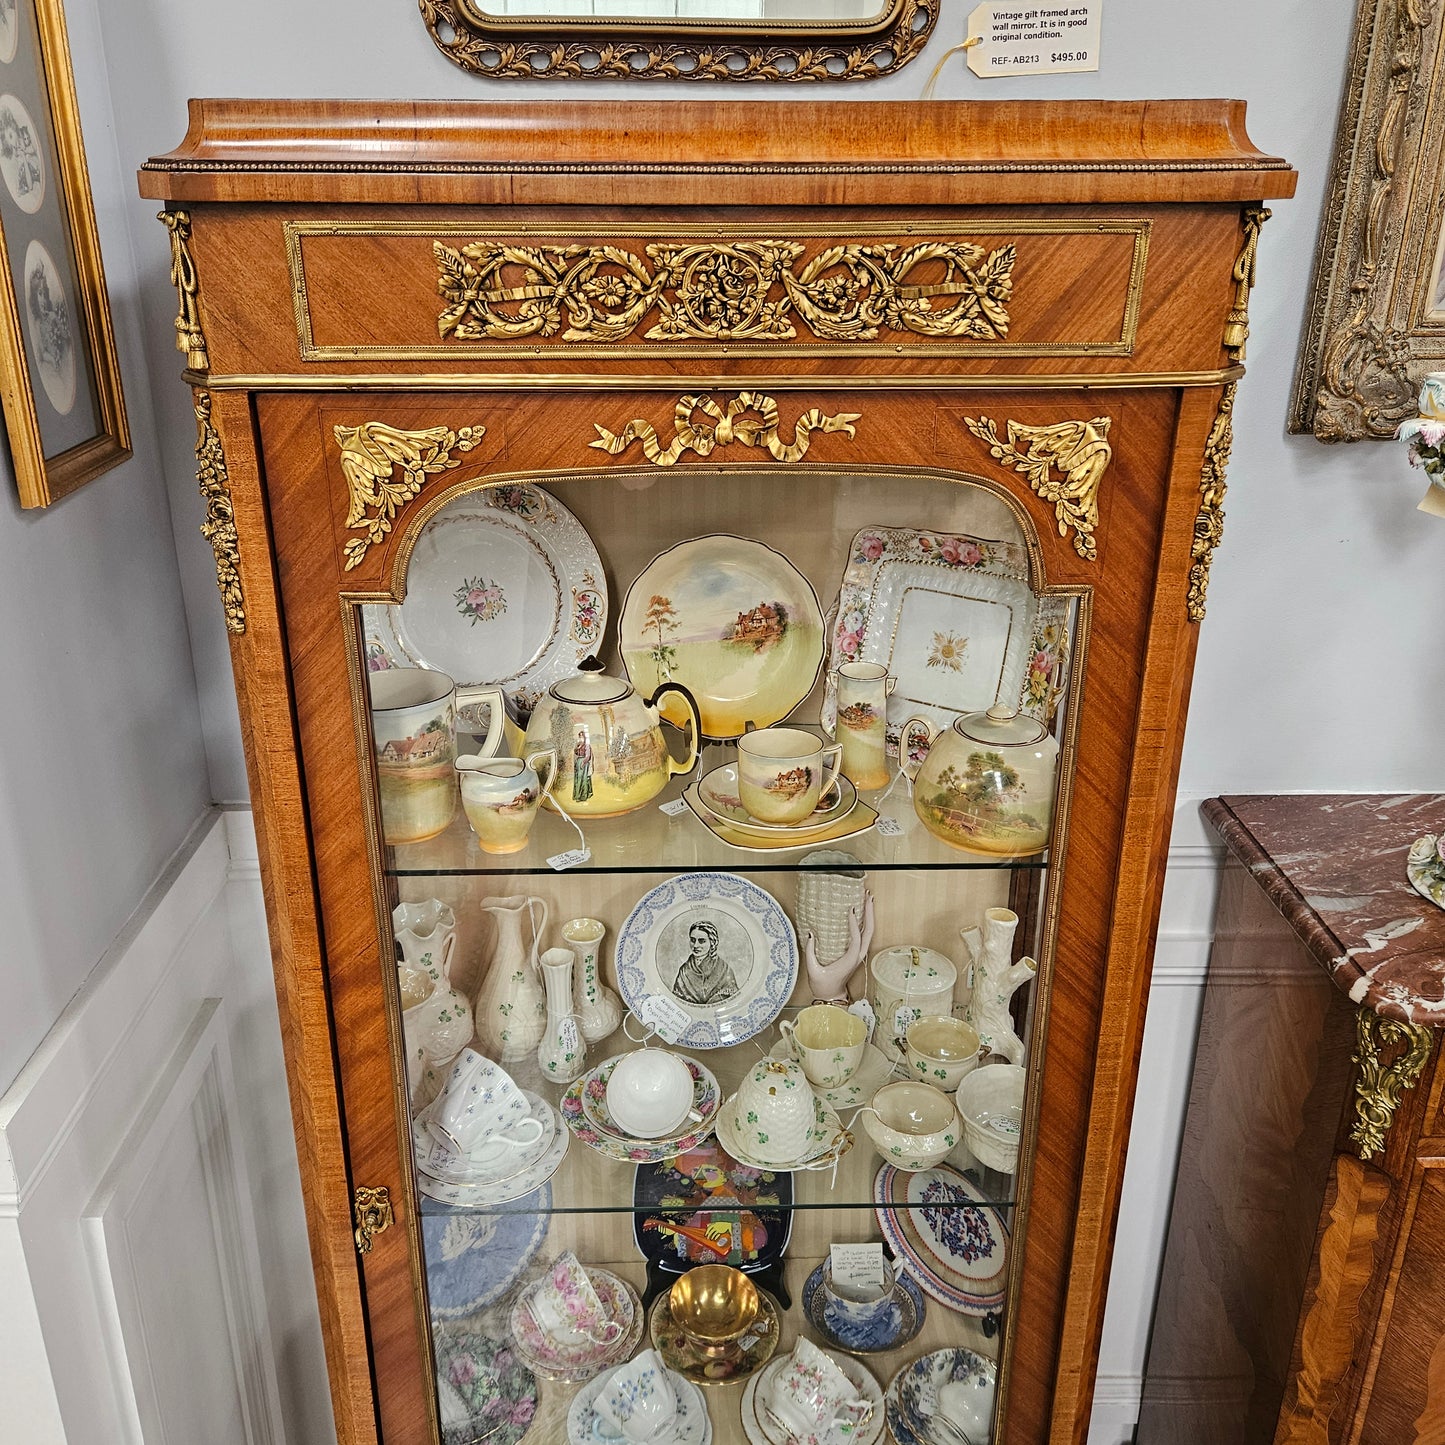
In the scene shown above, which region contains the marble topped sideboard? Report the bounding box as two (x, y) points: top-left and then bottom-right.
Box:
(1139, 795), (1445, 1445)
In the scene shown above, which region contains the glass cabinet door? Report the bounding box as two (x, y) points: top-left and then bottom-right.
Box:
(351, 460), (1083, 1445)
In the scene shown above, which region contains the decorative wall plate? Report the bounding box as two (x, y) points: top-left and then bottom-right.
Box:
(421, 1183), (552, 1318)
(615, 873), (798, 1048)
(620, 535), (825, 740)
(632, 1140), (794, 1279)
(364, 484), (606, 713)
(873, 1162), (1010, 1315)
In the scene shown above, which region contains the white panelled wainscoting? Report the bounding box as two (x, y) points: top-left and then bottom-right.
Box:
(1, 801), (1223, 1444)
(0, 810), (333, 1445)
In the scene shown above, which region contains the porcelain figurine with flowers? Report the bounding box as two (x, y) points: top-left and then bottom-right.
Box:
(1396, 372), (1445, 517)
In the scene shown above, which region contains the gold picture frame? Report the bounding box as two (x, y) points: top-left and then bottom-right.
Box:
(0, 0), (128, 506)
(1291, 0), (1445, 441)
(419, 0), (938, 83)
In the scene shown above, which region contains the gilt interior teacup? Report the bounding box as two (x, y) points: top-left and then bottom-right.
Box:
(737, 726), (843, 825)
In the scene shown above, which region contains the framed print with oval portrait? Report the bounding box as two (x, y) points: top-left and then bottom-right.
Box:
(0, 0), (128, 506)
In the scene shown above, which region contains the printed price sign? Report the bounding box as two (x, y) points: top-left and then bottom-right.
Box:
(658, 798), (689, 816)
(830, 1242), (887, 1295)
(966, 0), (1101, 76)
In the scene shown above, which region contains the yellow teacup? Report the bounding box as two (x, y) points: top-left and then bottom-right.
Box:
(737, 726), (842, 825)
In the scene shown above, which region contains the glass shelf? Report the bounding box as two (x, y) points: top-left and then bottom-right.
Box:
(388, 743), (1050, 879)
(410, 1021), (1019, 1218)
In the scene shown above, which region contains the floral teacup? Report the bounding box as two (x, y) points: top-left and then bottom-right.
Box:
(764, 1338), (873, 1440)
(596, 1348), (677, 1442)
(528, 1251), (623, 1347)
(424, 1049), (544, 1159)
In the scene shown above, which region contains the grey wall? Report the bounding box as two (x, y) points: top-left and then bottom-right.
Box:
(0, 0), (207, 1092)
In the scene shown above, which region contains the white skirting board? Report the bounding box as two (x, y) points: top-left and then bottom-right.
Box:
(0, 808), (333, 1445)
(0, 802), (1224, 1444)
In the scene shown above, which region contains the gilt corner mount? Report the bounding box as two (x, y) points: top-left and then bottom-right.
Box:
(1291, 0), (1445, 440)
(418, 0), (936, 82)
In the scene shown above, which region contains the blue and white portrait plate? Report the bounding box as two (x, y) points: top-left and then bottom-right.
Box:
(616, 872), (797, 1049)
(421, 1183), (551, 1318)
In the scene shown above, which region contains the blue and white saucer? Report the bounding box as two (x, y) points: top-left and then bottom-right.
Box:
(420, 1183), (551, 1318)
(800, 1259), (926, 1355)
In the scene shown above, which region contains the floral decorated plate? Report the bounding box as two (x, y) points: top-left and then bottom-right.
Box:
(714, 1090), (853, 1173)
(696, 763), (857, 835)
(432, 1328), (537, 1445)
(510, 1268), (644, 1383)
(821, 526), (1071, 744)
(800, 1259), (925, 1356)
(616, 872), (798, 1049)
(742, 1349), (885, 1445)
(632, 1140), (794, 1280)
(580, 1052), (721, 1141)
(568, 1362), (713, 1445)
(619, 534), (825, 740)
(362, 484), (606, 714)
(420, 1183), (551, 1318)
(887, 1348), (997, 1445)
(873, 1162), (1010, 1315)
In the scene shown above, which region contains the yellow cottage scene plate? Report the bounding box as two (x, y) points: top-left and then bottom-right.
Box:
(682, 784), (877, 852)
(620, 535), (825, 740)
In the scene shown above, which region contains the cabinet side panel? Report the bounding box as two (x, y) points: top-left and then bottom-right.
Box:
(205, 389), (379, 1445)
(1138, 857), (1359, 1441)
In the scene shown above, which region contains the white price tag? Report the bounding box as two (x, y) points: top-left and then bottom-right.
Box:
(547, 847), (591, 871)
(848, 998), (877, 1043)
(560, 1018), (581, 1054)
(658, 798), (689, 816)
(966, 0), (1101, 76)
(876, 816), (904, 837)
(830, 1242), (887, 1295)
(894, 1005), (918, 1038)
(637, 994), (693, 1037)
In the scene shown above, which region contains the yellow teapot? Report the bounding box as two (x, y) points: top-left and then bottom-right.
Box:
(523, 658), (701, 817)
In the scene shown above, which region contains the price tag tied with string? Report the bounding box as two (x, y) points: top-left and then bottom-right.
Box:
(965, 0), (1101, 75)
(636, 993), (692, 1038)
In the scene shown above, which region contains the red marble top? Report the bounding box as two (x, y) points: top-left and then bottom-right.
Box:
(1204, 795), (1445, 1027)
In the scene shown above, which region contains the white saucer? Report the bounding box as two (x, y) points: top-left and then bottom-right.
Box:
(416, 1097), (569, 1206)
(741, 1349), (883, 1445)
(413, 1089), (557, 1184)
(714, 1094), (852, 1174)
(567, 1357), (712, 1444)
(767, 1040), (900, 1111)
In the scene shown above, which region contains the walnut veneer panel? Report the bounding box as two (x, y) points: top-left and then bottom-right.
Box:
(1137, 858), (1361, 1443)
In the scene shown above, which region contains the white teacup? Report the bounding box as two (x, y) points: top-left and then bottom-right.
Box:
(528, 1251), (623, 1347)
(737, 726), (843, 825)
(597, 1348), (677, 1442)
(778, 1003), (867, 1089)
(765, 1338), (873, 1439)
(606, 1049), (694, 1138)
(424, 1049), (544, 1158)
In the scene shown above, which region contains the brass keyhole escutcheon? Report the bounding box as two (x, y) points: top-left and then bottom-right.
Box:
(353, 1184), (394, 1255)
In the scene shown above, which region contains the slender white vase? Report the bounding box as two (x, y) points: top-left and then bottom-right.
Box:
(474, 895), (549, 1063)
(563, 917), (622, 1043)
(537, 947), (588, 1084)
(960, 906), (1037, 1065)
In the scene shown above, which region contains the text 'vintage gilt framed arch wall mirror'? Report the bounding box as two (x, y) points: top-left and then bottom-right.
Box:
(419, 0), (937, 81)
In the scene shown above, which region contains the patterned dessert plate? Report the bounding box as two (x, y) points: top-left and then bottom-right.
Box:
(873, 1162), (1010, 1315)
(363, 483), (607, 714)
(616, 872), (797, 1049)
(620, 534), (825, 740)
(432, 1326), (537, 1445)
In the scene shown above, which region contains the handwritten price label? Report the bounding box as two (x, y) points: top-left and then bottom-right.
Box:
(547, 847), (591, 871)
(658, 798), (689, 816)
(966, 0), (1101, 76)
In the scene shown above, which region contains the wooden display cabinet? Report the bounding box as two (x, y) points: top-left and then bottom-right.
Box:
(138, 101), (1295, 1445)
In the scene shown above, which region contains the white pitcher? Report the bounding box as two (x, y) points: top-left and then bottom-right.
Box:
(474, 895), (549, 1064)
(394, 900), (473, 1107)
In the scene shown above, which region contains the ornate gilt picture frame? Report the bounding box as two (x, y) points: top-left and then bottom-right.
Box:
(419, 0), (937, 82)
(1291, 0), (1445, 441)
(0, 0), (128, 506)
